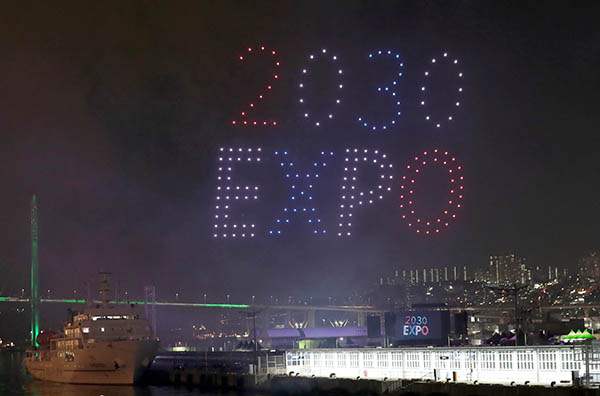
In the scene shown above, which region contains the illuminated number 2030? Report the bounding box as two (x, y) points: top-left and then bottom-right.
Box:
(232, 46), (280, 127)
(405, 315), (428, 325)
(230, 46), (463, 130)
(298, 49), (343, 127)
(357, 50), (404, 132)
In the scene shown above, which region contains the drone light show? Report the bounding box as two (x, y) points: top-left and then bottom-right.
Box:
(229, 46), (463, 129)
(299, 49), (343, 127)
(269, 150), (334, 236)
(358, 50), (404, 132)
(419, 52), (463, 128)
(215, 47), (467, 239)
(231, 46), (280, 127)
(213, 147), (262, 238)
(398, 149), (464, 235)
(337, 149), (394, 237)
(212, 147), (464, 238)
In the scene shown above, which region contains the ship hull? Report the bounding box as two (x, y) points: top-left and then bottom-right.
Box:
(26, 339), (158, 385)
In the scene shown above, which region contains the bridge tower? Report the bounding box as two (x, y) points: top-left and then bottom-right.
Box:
(30, 194), (40, 347)
(144, 285), (157, 338)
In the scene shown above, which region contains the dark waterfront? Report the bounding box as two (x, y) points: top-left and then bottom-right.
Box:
(0, 351), (251, 396)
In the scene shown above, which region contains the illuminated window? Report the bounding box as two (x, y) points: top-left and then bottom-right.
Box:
(392, 352), (403, 368)
(313, 352), (322, 367)
(450, 351), (461, 369)
(349, 352), (359, 368)
(498, 351), (513, 370)
(517, 350), (534, 370)
(406, 352), (420, 368)
(480, 350), (495, 370)
(322, 353), (333, 367)
(337, 352), (346, 367)
(363, 352), (374, 368)
(376, 352), (388, 368)
(561, 349), (581, 371)
(434, 352), (447, 369)
(539, 350), (556, 370)
(422, 352), (431, 368)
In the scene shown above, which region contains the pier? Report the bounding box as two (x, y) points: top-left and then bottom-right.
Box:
(142, 345), (600, 394)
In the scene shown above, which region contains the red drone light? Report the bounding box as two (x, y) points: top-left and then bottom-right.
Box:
(399, 149), (464, 236)
(232, 45), (280, 127)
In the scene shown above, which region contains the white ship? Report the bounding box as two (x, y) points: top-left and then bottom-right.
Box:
(25, 274), (159, 384)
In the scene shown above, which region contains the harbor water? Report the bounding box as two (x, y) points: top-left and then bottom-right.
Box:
(0, 351), (250, 396)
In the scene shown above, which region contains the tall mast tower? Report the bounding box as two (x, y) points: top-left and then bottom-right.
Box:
(30, 194), (40, 347)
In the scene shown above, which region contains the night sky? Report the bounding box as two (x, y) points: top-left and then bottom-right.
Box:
(1, 1), (599, 302)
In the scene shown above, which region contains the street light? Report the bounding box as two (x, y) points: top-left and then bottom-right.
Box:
(241, 309), (262, 369)
(486, 282), (528, 346)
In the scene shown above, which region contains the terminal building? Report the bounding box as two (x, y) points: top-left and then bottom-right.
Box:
(253, 327), (369, 349)
(275, 344), (600, 387)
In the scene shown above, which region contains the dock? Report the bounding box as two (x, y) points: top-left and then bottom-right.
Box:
(143, 351), (600, 395)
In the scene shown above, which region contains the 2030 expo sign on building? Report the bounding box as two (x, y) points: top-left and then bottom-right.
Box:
(391, 311), (451, 343)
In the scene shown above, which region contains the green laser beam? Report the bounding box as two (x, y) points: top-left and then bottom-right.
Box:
(40, 298), (249, 308)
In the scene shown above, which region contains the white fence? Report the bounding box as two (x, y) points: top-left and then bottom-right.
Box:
(283, 345), (600, 387)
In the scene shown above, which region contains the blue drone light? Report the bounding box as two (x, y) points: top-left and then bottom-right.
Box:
(268, 151), (334, 236)
(357, 50), (404, 132)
